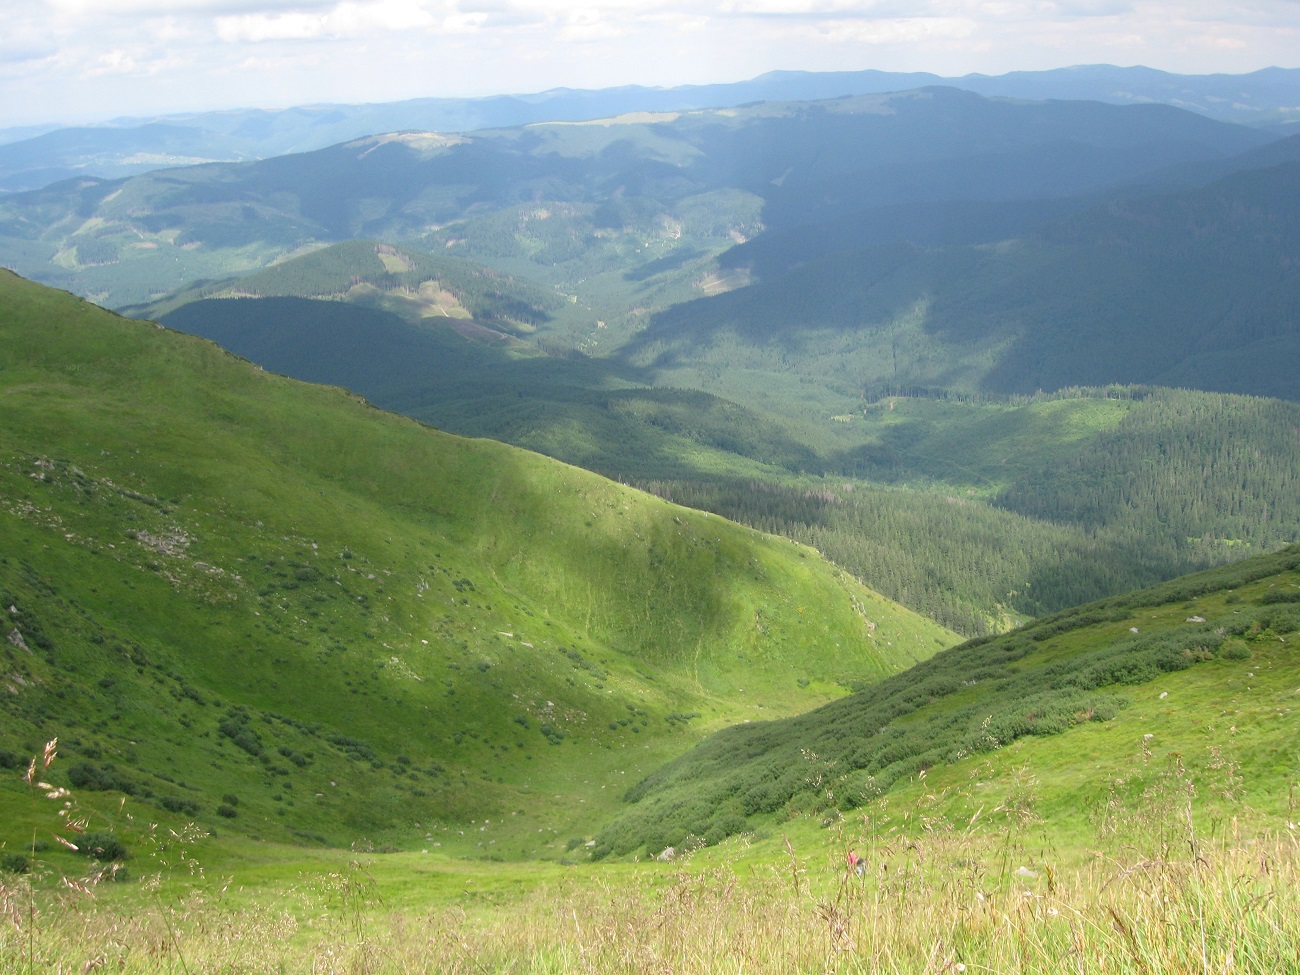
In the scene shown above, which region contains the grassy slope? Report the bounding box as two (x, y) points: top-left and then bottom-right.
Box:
(151, 272), (1300, 636)
(0, 269), (954, 858)
(6, 538), (1299, 974)
(599, 544), (1300, 856)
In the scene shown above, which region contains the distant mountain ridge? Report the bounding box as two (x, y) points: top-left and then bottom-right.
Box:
(0, 87), (1273, 307)
(2, 64), (1298, 192)
(637, 151), (1300, 402)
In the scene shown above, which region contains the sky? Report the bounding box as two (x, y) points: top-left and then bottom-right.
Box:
(2, 0), (1300, 129)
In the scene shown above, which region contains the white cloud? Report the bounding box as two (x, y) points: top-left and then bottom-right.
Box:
(3, 0), (1299, 126)
(717, 0), (904, 13)
(215, 0), (437, 41)
(557, 8), (626, 41)
(793, 16), (977, 43)
(216, 10), (326, 40)
(90, 49), (140, 74)
(43, 0), (338, 13)
(441, 11), (489, 32)
(1200, 34), (1250, 50)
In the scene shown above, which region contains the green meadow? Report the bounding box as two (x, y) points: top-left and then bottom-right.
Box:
(0, 268), (1295, 971)
(0, 267), (949, 858)
(2, 75), (1299, 973)
(4, 544), (1297, 973)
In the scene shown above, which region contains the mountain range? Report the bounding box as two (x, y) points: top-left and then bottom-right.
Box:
(2, 64), (1298, 193)
(3, 266), (1297, 864)
(2, 66), (1298, 869)
(0, 86), (1279, 312)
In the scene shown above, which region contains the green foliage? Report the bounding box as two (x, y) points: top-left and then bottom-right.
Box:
(997, 388), (1300, 550)
(217, 710), (264, 757)
(628, 161), (1300, 404)
(153, 282), (1300, 637)
(634, 391), (1300, 635)
(1259, 589), (1300, 604)
(159, 796), (201, 816)
(594, 545), (1300, 857)
(66, 762), (137, 795)
(77, 832), (128, 862)
(0, 268), (950, 853)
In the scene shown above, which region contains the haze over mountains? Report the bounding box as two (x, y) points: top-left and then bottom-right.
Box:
(2, 63), (1299, 193)
(0, 85), (1284, 309)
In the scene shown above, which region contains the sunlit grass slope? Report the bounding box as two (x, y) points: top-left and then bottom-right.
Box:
(144, 249), (1300, 638)
(0, 270), (955, 856)
(600, 544), (1300, 857)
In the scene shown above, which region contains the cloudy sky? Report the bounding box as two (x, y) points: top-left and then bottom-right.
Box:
(2, 0), (1299, 128)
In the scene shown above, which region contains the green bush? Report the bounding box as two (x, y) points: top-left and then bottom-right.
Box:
(77, 832), (127, 862)
(1259, 590), (1300, 604)
(159, 795), (201, 816)
(67, 761), (137, 794)
(0, 853), (30, 874)
(218, 710), (263, 756)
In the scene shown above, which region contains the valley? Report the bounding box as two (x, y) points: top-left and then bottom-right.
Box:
(2, 63), (1298, 973)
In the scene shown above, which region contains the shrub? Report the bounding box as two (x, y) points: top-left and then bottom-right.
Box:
(217, 804), (238, 819)
(67, 761), (136, 794)
(218, 710), (263, 756)
(0, 853), (29, 874)
(77, 832), (127, 862)
(1259, 590), (1300, 605)
(159, 795), (200, 816)
(1259, 608), (1300, 634)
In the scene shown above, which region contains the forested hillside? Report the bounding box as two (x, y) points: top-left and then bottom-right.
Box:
(0, 88), (1271, 309)
(160, 267), (1300, 635)
(636, 387), (1300, 633)
(631, 157), (1300, 402)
